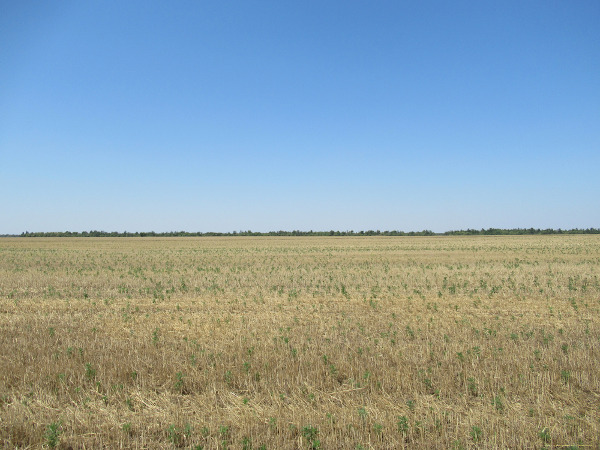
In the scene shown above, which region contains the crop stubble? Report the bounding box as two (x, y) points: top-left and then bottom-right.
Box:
(0, 236), (599, 448)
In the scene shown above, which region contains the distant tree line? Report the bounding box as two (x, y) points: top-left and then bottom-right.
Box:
(13, 228), (600, 237)
(443, 228), (600, 235)
(17, 229), (435, 237)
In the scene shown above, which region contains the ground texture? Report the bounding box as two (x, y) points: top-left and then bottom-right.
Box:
(1, 236), (599, 448)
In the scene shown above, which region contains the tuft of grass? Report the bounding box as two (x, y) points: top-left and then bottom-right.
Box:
(45, 422), (62, 448)
(470, 425), (482, 442)
(302, 425), (320, 449)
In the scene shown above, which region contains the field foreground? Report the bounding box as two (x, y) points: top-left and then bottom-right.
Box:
(1, 236), (599, 448)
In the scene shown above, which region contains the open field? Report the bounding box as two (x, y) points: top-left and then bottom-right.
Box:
(1, 236), (599, 449)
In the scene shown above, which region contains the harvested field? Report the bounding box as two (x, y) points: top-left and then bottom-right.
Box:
(1, 236), (599, 448)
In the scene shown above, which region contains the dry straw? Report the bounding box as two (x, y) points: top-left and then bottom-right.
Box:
(0, 235), (599, 448)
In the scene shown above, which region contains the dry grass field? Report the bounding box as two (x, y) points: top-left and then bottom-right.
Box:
(1, 236), (599, 449)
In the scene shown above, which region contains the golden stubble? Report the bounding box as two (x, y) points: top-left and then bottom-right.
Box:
(0, 235), (598, 448)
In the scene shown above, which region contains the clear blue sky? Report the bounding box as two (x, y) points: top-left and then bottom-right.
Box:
(1, 1), (598, 233)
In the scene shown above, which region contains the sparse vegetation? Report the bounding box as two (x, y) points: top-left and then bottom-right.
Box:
(0, 235), (599, 447)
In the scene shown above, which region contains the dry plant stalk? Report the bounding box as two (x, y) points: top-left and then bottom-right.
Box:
(0, 235), (599, 448)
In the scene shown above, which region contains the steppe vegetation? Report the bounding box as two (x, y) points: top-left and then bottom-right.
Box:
(1, 235), (599, 448)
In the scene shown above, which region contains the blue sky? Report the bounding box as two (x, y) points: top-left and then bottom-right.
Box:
(1, 1), (598, 233)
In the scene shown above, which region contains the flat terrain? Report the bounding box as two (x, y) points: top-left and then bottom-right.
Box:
(1, 236), (599, 448)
